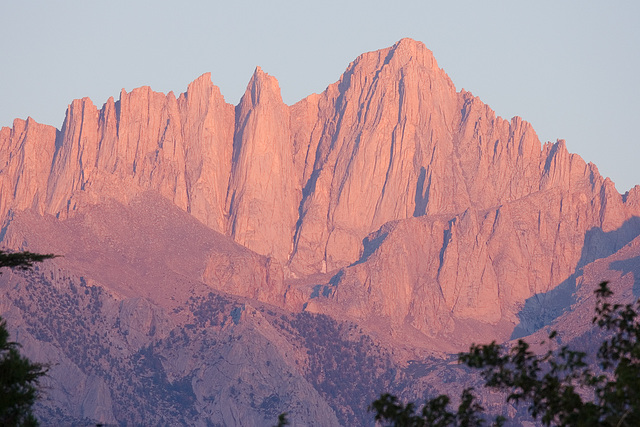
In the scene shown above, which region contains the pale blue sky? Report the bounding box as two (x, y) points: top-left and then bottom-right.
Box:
(1, 1), (638, 191)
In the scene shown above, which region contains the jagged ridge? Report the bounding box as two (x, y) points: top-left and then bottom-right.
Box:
(2, 37), (640, 340)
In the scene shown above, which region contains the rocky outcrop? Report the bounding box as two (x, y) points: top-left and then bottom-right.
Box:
(301, 135), (640, 341)
(314, 183), (639, 340)
(227, 67), (300, 261)
(0, 118), (57, 220)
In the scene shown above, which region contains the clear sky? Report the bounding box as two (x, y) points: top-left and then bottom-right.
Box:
(2, 1), (638, 191)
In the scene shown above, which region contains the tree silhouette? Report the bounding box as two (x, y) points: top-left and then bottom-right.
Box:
(0, 250), (55, 426)
(0, 251), (56, 273)
(273, 412), (289, 427)
(0, 317), (48, 426)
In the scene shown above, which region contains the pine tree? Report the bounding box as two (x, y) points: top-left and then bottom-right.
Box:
(0, 317), (48, 426)
(0, 250), (55, 426)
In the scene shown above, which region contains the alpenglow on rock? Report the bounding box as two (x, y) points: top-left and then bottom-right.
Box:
(2, 37), (640, 340)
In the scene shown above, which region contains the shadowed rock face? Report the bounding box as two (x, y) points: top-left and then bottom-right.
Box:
(2, 38), (640, 425)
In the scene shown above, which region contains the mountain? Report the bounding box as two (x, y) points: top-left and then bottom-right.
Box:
(1, 38), (639, 425)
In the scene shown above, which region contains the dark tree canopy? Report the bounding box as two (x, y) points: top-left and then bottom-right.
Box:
(0, 251), (56, 272)
(0, 250), (54, 426)
(274, 412), (290, 427)
(0, 317), (48, 426)
(370, 282), (640, 426)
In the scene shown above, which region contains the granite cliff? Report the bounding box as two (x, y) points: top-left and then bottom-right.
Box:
(1, 38), (640, 425)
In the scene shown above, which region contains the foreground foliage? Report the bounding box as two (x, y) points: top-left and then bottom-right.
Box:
(0, 317), (48, 426)
(370, 282), (640, 426)
(0, 250), (54, 426)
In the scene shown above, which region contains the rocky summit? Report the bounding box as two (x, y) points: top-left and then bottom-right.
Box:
(1, 38), (639, 425)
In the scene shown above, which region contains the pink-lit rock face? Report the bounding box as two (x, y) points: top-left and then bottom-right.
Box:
(1, 74), (235, 231)
(226, 67), (300, 261)
(0, 117), (57, 218)
(1, 37), (640, 343)
(317, 179), (639, 341)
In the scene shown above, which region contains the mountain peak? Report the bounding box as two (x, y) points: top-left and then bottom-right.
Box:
(391, 37), (429, 53)
(187, 72), (213, 90)
(250, 65), (277, 84)
(387, 37), (439, 70)
(334, 38), (450, 103)
(241, 66), (283, 107)
(185, 72), (222, 103)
